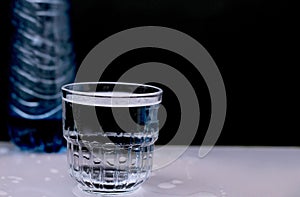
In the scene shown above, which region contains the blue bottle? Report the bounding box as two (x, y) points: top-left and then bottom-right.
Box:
(8, 0), (75, 152)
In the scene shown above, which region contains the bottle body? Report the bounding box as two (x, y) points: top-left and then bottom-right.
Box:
(8, 0), (75, 152)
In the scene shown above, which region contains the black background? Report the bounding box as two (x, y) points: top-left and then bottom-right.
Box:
(0, 0), (298, 145)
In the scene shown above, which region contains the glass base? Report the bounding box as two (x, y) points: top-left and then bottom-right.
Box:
(73, 184), (142, 196)
(66, 141), (153, 195)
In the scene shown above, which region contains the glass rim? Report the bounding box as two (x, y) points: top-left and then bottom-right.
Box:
(61, 81), (163, 98)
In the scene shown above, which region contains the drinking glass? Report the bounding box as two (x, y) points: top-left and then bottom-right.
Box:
(62, 82), (162, 194)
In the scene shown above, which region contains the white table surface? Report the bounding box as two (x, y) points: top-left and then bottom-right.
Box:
(1, 142), (300, 197)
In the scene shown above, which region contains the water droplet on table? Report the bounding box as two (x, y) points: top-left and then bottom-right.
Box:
(220, 190), (227, 196)
(7, 176), (23, 181)
(50, 169), (59, 174)
(188, 192), (217, 197)
(6, 176), (23, 184)
(0, 190), (8, 196)
(44, 177), (51, 181)
(171, 179), (183, 184)
(0, 148), (9, 155)
(158, 182), (176, 189)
